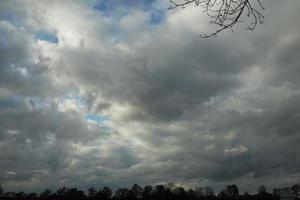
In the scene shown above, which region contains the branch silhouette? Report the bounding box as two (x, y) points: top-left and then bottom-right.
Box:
(169, 0), (265, 38)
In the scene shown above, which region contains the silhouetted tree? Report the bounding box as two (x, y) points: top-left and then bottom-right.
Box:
(291, 184), (300, 199)
(193, 186), (204, 197)
(186, 189), (196, 200)
(204, 186), (215, 197)
(88, 187), (97, 197)
(220, 185), (239, 199)
(255, 185), (274, 200)
(0, 185), (3, 197)
(153, 185), (167, 199)
(130, 184), (143, 200)
(218, 185), (239, 200)
(142, 185), (153, 200)
(242, 191), (252, 200)
(258, 185), (266, 194)
(16, 191), (27, 198)
(102, 186), (113, 199)
(56, 187), (67, 197)
(169, 0), (265, 37)
(27, 193), (38, 199)
(115, 188), (129, 200)
(231, 184), (239, 199)
(173, 186), (186, 200)
(66, 188), (86, 200)
(0, 182), (282, 200)
(40, 189), (52, 199)
(3, 191), (15, 198)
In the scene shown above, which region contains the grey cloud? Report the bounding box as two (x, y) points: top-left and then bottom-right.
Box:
(1, 0), (300, 193)
(0, 21), (60, 97)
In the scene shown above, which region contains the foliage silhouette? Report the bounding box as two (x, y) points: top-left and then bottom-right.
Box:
(0, 183), (295, 200)
(169, 0), (265, 37)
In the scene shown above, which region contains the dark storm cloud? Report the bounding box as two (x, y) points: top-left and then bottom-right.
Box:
(0, 22), (34, 93)
(121, 39), (250, 121)
(66, 31), (254, 122)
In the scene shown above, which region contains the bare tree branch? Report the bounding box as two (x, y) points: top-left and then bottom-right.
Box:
(169, 0), (265, 38)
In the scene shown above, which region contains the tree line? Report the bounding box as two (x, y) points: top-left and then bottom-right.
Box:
(2, 183), (298, 200)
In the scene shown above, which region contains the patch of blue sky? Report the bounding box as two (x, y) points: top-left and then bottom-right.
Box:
(34, 31), (59, 44)
(93, 1), (109, 16)
(93, 0), (129, 18)
(149, 9), (165, 24)
(142, 0), (167, 24)
(1, 12), (22, 28)
(84, 113), (109, 124)
(91, 0), (166, 24)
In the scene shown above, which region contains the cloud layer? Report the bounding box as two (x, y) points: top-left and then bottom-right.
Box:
(0, 0), (300, 193)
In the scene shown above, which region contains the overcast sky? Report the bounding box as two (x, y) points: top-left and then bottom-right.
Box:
(0, 0), (300, 193)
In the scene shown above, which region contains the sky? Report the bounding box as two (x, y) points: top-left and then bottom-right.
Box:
(0, 0), (300, 194)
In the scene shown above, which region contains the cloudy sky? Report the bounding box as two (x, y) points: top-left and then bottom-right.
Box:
(1, 0), (300, 193)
